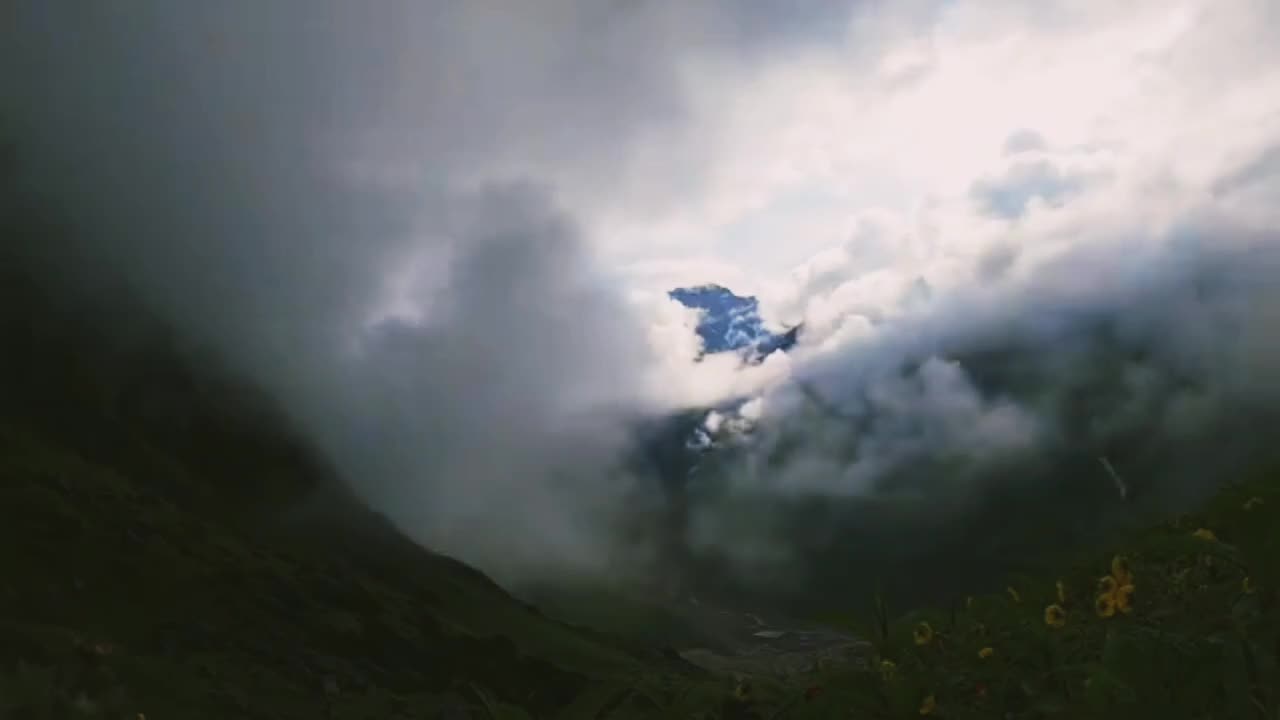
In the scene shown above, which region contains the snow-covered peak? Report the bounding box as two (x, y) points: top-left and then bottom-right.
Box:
(668, 284), (800, 361)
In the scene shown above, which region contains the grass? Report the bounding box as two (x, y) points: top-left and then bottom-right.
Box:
(0, 175), (762, 719)
(0, 413), (782, 719)
(790, 466), (1280, 719)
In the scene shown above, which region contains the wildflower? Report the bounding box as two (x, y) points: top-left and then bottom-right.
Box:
(1243, 497), (1264, 511)
(1114, 584), (1135, 614)
(804, 686), (823, 702)
(975, 682), (988, 700)
(920, 693), (937, 716)
(1056, 580), (1067, 604)
(1094, 555), (1136, 619)
(913, 621), (934, 646)
(1006, 586), (1021, 603)
(879, 659), (897, 680)
(1111, 556), (1133, 586)
(978, 646), (995, 659)
(1097, 575), (1117, 596)
(1192, 528), (1218, 542)
(1095, 593), (1117, 618)
(1044, 604), (1067, 628)
(1243, 576), (1256, 595)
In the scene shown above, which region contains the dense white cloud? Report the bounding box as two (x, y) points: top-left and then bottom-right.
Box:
(606, 0), (1280, 415)
(606, 0), (1279, 292)
(586, 0), (1280, 603)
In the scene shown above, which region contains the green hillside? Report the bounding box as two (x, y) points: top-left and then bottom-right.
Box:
(794, 464), (1280, 719)
(0, 259), (726, 718)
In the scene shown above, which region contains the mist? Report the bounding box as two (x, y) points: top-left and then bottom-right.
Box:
(4, 1), (1280, 612)
(1, 1), (885, 585)
(673, 187), (1280, 612)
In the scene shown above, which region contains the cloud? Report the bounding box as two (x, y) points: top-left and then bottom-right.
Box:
(666, 172), (1280, 609)
(1003, 129), (1049, 156)
(0, 0), (873, 583)
(606, 0), (1280, 609)
(969, 153), (1111, 220)
(4, 0), (1280, 613)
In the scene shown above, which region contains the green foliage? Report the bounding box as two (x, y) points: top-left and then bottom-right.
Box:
(805, 468), (1280, 719)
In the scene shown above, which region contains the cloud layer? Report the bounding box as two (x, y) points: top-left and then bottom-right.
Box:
(4, 0), (1280, 608)
(2, 0), (864, 580)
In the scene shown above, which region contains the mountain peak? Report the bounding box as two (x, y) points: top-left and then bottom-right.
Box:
(668, 284), (799, 360)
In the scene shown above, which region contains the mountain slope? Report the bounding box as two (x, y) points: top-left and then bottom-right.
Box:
(669, 284), (799, 361)
(0, 225), (741, 718)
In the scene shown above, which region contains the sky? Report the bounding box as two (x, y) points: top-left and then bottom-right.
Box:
(3, 1), (1279, 595)
(608, 0), (1278, 301)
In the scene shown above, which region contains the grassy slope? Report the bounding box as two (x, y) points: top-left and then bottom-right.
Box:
(790, 464), (1280, 719)
(0, 170), (802, 718)
(0, 422), (751, 720)
(0, 260), (748, 718)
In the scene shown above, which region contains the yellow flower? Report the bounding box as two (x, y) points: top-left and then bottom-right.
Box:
(1111, 556), (1133, 587)
(978, 646), (995, 659)
(1097, 575), (1117, 596)
(1093, 555), (1137, 619)
(879, 659), (897, 680)
(1044, 604), (1067, 628)
(1192, 528), (1218, 542)
(1243, 577), (1256, 595)
(1243, 497), (1264, 511)
(913, 621), (934, 646)
(1006, 586), (1021, 603)
(919, 693), (937, 716)
(1095, 593), (1117, 618)
(1056, 580), (1067, 604)
(1114, 585), (1135, 614)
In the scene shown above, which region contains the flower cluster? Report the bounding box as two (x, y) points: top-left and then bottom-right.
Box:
(1095, 555), (1135, 618)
